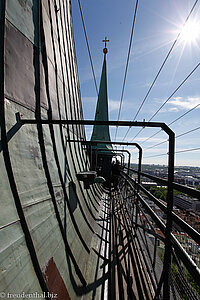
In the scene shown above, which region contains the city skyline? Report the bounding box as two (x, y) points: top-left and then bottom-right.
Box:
(71, 0), (200, 166)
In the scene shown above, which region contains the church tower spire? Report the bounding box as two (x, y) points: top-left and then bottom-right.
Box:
(91, 37), (112, 145)
(90, 38), (113, 183)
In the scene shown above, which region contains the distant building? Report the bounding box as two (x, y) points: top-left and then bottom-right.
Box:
(175, 210), (200, 233)
(141, 182), (157, 187)
(174, 173), (200, 186)
(174, 195), (200, 212)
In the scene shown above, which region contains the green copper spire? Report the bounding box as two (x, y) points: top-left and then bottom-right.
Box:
(91, 56), (111, 141)
(91, 38), (112, 152)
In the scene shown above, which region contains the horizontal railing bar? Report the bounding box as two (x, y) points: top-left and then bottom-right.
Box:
(136, 224), (165, 242)
(16, 113), (174, 135)
(67, 139), (141, 148)
(130, 168), (200, 199)
(16, 113), (166, 128)
(121, 172), (200, 285)
(123, 171), (200, 245)
(139, 184), (200, 245)
(173, 182), (200, 199)
(122, 173), (166, 233)
(171, 235), (200, 283)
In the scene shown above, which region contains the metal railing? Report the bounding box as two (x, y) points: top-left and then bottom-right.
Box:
(119, 169), (200, 299)
(16, 114), (200, 298)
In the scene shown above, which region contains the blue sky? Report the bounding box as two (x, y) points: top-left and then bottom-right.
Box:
(71, 0), (200, 166)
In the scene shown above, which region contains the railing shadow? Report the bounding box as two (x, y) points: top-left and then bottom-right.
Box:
(0, 122), (22, 153)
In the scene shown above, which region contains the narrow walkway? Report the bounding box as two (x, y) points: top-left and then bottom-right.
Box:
(109, 188), (152, 300)
(82, 191), (110, 300)
(83, 186), (154, 299)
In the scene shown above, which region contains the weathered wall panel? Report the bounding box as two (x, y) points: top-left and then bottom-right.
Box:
(6, 0), (38, 45)
(5, 22), (48, 111)
(0, 0), (103, 299)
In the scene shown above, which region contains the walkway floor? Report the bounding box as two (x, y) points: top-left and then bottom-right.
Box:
(83, 187), (154, 299)
(109, 188), (151, 300)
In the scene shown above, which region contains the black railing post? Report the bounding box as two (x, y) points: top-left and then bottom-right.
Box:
(127, 151), (131, 175)
(163, 127), (175, 298)
(138, 146), (142, 186)
(135, 146), (142, 227)
(95, 147), (98, 170)
(120, 155), (122, 166)
(90, 144), (92, 170)
(96, 148), (131, 172)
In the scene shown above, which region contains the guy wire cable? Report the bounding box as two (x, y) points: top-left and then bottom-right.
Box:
(144, 147), (200, 159)
(77, 0), (98, 95)
(141, 102), (200, 145)
(129, 61), (200, 142)
(122, 0), (199, 141)
(114, 0), (139, 141)
(145, 125), (200, 150)
(148, 63), (200, 122)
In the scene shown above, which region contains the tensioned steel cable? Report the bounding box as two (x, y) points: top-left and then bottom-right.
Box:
(114, 0), (139, 141)
(148, 63), (200, 121)
(145, 139), (169, 150)
(128, 62), (200, 141)
(122, 0), (199, 141)
(176, 125), (200, 138)
(144, 147), (200, 159)
(175, 147), (200, 153)
(143, 153), (167, 159)
(141, 102), (200, 144)
(145, 125), (200, 150)
(77, 0), (98, 95)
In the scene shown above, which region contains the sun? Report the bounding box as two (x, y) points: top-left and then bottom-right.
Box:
(180, 20), (200, 44)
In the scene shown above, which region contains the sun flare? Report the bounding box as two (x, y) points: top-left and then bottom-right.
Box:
(180, 21), (200, 43)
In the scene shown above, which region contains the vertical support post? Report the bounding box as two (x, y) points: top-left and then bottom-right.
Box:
(127, 151), (131, 175)
(90, 144), (92, 170)
(135, 146), (142, 226)
(95, 148), (98, 170)
(153, 237), (157, 270)
(119, 154), (123, 165)
(138, 147), (142, 186)
(121, 154), (124, 166)
(84, 145), (89, 170)
(163, 130), (175, 297)
(122, 154), (125, 166)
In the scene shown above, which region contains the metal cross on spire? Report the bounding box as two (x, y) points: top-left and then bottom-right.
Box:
(102, 37), (109, 48)
(102, 37), (109, 54)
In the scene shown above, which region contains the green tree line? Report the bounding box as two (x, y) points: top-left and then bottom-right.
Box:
(149, 186), (184, 201)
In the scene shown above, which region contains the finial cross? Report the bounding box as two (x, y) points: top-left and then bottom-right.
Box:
(102, 37), (109, 48)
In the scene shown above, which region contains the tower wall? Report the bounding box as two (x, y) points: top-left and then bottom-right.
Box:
(0, 1), (102, 298)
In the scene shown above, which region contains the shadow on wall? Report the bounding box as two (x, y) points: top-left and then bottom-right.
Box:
(68, 181), (78, 213)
